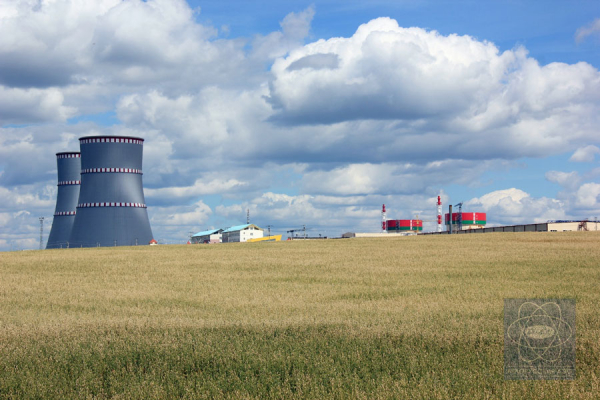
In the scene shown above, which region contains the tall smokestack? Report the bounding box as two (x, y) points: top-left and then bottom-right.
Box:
(46, 152), (81, 249)
(69, 136), (153, 247)
(437, 195), (442, 233)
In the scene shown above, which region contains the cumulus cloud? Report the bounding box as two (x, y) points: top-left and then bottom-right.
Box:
(269, 18), (510, 123)
(145, 178), (248, 205)
(543, 167), (600, 217)
(148, 200), (212, 243)
(545, 171), (582, 191)
(575, 183), (600, 209)
(0, 0), (260, 126)
(150, 200), (212, 227)
(299, 160), (509, 196)
(569, 145), (600, 162)
(0, 0), (239, 88)
(576, 18), (600, 43)
(0, 185), (55, 210)
(251, 6), (315, 60)
(0, 210), (40, 251)
(267, 18), (600, 161)
(287, 53), (339, 71)
(466, 188), (566, 224)
(115, 88), (271, 162)
(0, 183), (57, 250)
(0, 87), (76, 124)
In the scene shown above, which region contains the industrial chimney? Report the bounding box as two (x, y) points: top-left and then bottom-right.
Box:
(46, 152), (81, 249)
(69, 136), (154, 247)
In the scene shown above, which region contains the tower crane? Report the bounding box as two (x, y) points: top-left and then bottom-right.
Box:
(454, 202), (463, 232)
(286, 225), (307, 239)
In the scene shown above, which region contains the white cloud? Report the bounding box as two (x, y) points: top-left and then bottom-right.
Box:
(300, 160), (510, 196)
(267, 18), (600, 160)
(145, 178), (248, 203)
(0, 86), (76, 124)
(576, 18), (600, 43)
(0, 185), (57, 251)
(575, 183), (600, 209)
(269, 18), (512, 123)
(251, 6), (315, 60)
(569, 145), (600, 162)
(466, 188), (566, 224)
(467, 188), (529, 212)
(149, 200), (212, 228)
(0, 185), (55, 210)
(0, 0), (258, 125)
(545, 171), (582, 191)
(0, 126), (79, 185)
(116, 87), (272, 162)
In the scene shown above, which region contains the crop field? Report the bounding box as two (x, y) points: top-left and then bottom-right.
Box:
(1, 232), (599, 399)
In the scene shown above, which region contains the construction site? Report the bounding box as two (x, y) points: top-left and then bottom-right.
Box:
(343, 196), (595, 238)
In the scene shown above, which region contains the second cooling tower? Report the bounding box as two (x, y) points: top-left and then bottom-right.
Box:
(46, 152), (81, 249)
(69, 136), (154, 247)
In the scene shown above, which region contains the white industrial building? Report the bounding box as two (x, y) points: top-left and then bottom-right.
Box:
(191, 229), (222, 244)
(221, 224), (264, 243)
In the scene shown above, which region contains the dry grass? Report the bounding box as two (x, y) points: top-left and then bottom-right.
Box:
(1, 232), (599, 398)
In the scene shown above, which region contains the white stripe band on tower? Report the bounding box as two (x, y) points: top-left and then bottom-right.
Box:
(57, 180), (81, 186)
(81, 168), (142, 174)
(77, 202), (147, 208)
(80, 138), (143, 145)
(54, 211), (77, 216)
(56, 153), (81, 159)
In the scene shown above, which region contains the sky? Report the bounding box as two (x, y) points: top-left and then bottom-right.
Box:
(1, 0), (599, 250)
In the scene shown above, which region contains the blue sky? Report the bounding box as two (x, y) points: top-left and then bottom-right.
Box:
(192, 0), (600, 63)
(0, 0), (599, 249)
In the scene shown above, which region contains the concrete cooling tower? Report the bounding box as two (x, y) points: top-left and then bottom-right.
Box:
(46, 152), (81, 249)
(69, 136), (154, 247)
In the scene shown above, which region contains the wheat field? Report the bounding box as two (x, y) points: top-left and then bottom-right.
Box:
(1, 232), (599, 399)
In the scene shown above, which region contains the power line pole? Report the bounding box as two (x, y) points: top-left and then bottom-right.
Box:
(39, 217), (44, 250)
(247, 209), (250, 224)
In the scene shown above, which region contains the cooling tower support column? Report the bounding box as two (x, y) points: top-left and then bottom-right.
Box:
(46, 152), (81, 249)
(69, 136), (154, 247)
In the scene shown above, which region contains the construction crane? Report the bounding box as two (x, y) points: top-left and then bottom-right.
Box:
(286, 225), (307, 239)
(454, 202), (463, 232)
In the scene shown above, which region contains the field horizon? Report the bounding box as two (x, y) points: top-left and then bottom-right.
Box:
(1, 232), (599, 399)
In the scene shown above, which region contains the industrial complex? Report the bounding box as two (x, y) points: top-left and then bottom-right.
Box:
(343, 196), (592, 238)
(46, 136), (154, 248)
(44, 140), (594, 249)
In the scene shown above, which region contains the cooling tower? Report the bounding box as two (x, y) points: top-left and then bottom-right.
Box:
(69, 136), (154, 247)
(46, 152), (81, 249)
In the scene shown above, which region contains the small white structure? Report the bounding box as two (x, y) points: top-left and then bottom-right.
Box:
(221, 224), (264, 243)
(191, 229), (223, 244)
